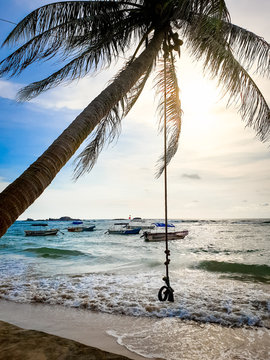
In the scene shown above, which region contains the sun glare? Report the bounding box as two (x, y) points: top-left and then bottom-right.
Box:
(181, 79), (220, 119)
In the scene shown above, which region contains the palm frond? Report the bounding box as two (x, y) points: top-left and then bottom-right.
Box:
(73, 101), (122, 179)
(172, 0), (230, 27)
(155, 53), (182, 178)
(122, 57), (154, 116)
(2, 1), (125, 46)
(224, 23), (270, 77)
(185, 17), (270, 142)
(73, 58), (155, 179)
(16, 48), (94, 101)
(0, 1), (141, 79)
(1, 1), (150, 101)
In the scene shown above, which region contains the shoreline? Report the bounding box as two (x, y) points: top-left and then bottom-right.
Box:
(0, 320), (134, 360)
(0, 300), (152, 360)
(0, 300), (269, 359)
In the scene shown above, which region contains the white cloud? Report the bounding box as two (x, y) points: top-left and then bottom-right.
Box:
(182, 174), (201, 180)
(0, 177), (9, 192)
(0, 80), (20, 100)
(32, 73), (113, 111)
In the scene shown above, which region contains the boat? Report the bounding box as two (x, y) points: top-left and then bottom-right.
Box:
(24, 229), (59, 236)
(68, 225), (95, 232)
(142, 223), (188, 242)
(107, 223), (141, 235)
(82, 225), (95, 232)
(128, 217), (155, 230)
(68, 227), (83, 232)
(72, 221), (83, 225)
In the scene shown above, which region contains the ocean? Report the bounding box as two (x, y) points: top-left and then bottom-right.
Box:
(0, 218), (269, 359)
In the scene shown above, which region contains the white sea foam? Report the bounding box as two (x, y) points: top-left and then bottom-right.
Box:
(0, 267), (269, 328)
(107, 318), (270, 360)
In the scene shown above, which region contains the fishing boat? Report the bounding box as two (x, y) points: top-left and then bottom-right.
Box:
(68, 227), (83, 232)
(82, 225), (95, 232)
(128, 217), (155, 230)
(142, 223), (188, 242)
(68, 225), (95, 232)
(24, 229), (59, 236)
(107, 223), (141, 235)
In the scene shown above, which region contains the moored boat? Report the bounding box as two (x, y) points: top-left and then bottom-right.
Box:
(142, 223), (188, 242)
(107, 223), (141, 235)
(24, 229), (59, 236)
(82, 225), (95, 231)
(68, 225), (95, 232)
(128, 217), (155, 230)
(68, 227), (83, 232)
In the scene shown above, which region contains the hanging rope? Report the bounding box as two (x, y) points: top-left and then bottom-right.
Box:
(158, 39), (174, 302)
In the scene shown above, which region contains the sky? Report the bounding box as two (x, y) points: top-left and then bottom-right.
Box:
(0, 0), (269, 221)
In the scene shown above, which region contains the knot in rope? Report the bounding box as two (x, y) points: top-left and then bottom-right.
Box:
(158, 276), (174, 302)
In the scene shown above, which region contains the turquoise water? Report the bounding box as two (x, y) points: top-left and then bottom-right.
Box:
(0, 218), (269, 328)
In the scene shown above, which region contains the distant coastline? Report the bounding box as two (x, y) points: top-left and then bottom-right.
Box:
(25, 216), (82, 222)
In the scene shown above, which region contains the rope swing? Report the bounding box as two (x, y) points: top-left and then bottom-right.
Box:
(158, 39), (174, 303)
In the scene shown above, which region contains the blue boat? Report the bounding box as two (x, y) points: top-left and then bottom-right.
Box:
(72, 221), (83, 225)
(107, 223), (141, 235)
(152, 222), (175, 228)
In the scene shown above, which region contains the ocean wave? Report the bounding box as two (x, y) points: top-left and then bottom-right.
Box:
(195, 261), (270, 283)
(23, 247), (88, 259)
(0, 271), (269, 329)
(189, 247), (261, 255)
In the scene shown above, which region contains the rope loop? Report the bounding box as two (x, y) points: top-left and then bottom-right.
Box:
(158, 285), (174, 302)
(158, 276), (174, 302)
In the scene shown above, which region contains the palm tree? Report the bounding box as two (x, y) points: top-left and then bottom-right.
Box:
(0, 0), (269, 238)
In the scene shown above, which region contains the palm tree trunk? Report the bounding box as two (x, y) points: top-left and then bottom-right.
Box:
(0, 31), (164, 237)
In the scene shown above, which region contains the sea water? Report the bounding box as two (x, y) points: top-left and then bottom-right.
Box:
(0, 219), (269, 358)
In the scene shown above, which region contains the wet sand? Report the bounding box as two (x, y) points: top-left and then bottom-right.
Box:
(0, 300), (159, 360)
(0, 300), (269, 360)
(0, 320), (133, 360)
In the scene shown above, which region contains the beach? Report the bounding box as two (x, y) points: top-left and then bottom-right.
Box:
(0, 300), (149, 360)
(0, 321), (131, 360)
(0, 300), (269, 360)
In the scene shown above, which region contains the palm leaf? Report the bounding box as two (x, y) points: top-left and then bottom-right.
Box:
(2, 1), (125, 46)
(155, 53), (182, 178)
(1, 2), (149, 100)
(223, 23), (270, 77)
(73, 56), (155, 179)
(184, 15), (270, 142)
(172, 0), (230, 26)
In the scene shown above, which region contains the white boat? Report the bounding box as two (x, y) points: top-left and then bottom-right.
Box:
(107, 223), (141, 235)
(128, 217), (155, 230)
(142, 223), (188, 242)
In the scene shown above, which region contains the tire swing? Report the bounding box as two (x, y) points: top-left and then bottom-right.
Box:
(158, 39), (174, 303)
